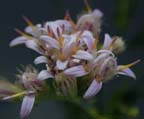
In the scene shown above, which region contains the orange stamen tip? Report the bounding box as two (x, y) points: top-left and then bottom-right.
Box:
(22, 15), (34, 27)
(64, 10), (77, 30)
(130, 59), (141, 66)
(64, 10), (70, 20)
(119, 59), (140, 71)
(14, 28), (24, 35)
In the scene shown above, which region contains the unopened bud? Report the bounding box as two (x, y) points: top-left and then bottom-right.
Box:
(76, 9), (103, 36)
(112, 36), (126, 54)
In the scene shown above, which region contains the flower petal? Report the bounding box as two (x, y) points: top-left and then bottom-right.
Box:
(56, 60), (68, 70)
(62, 38), (76, 57)
(34, 56), (48, 65)
(54, 20), (73, 33)
(45, 21), (62, 38)
(73, 50), (93, 61)
(82, 31), (95, 51)
(117, 67), (136, 79)
(64, 65), (88, 77)
(103, 33), (112, 49)
(83, 79), (102, 99)
(92, 53), (109, 68)
(20, 95), (35, 118)
(25, 40), (43, 54)
(40, 35), (60, 49)
(9, 36), (27, 47)
(38, 70), (54, 80)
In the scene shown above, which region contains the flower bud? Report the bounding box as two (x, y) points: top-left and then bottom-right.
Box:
(112, 36), (126, 54)
(77, 9), (103, 36)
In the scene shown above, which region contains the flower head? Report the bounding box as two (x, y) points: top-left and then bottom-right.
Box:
(1, 0), (140, 118)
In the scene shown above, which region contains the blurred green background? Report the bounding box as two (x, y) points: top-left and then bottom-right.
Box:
(0, 0), (144, 118)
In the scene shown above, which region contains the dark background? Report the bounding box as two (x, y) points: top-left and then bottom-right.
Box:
(0, 0), (144, 119)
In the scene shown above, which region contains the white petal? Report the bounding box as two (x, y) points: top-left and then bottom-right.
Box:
(118, 67), (136, 79)
(83, 79), (102, 99)
(38, 70), (54, 80)
(82, 31), (95, 51)
(56, 60), (68, 70)
(45, 21), (62, 38)
(73, 50), (93, 61)
(25, 26), (33, 35)
(64, 65), (88, 77)
(55, 20), (73, 32)
(92, 53), (109, 68)
(40, 35), (60, 49)
(20, 95), (35, 118)
(72, 59), (80, 63)
(9, 36), (27, 47)
(34, 56), (48, 65)
(62, 38), (76, 57)
(103, 33), (112, 49)
(25, 24), (43, 35)
(25, 40), (43, 54)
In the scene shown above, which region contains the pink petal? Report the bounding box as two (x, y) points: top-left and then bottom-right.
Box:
(64, 65), (88, 77)
(83, 79), (102, 99)
(9, 36), (27, 47)
(56, 60), (68, 70)
(103, 33), (112, 49)
(25, 40), (43, 54)
(40, 35), (60, 49)
(34, 56), (48, 65)
(73, 50), (93, 61)
(20, 95), (35, 118)
(118, 67), (136, 79)
(38, 70), (54, 80)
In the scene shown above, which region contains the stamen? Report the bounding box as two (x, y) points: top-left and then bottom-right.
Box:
(84, 64), (90, 72)
(2, 91), (26, 100)
(15, 28), (32, 40)
(2, 91), (35, 100)
(84, 0), (92, 13)
(47, 25), (55, 38)
(93, 38), (99, 49)
(22, 15), (34, 27)
(76, 31), (83, 41)
(64, 10), (77, 30)
(57, 28), (64, 47)
(61, 24), (65, 34)
(22, 15), (36, 32)
(118, 59), (140, 71)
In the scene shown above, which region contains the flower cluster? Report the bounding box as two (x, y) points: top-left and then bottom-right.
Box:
(0, 0), (140, 118)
